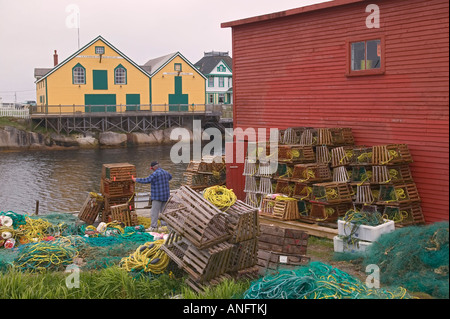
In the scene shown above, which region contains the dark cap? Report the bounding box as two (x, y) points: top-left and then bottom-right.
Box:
(150, 161), (159, 168)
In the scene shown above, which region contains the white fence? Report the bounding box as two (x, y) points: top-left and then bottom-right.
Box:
(0, 107), (30, 119)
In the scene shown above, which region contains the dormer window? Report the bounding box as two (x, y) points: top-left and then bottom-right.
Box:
(217, 65), (226, 72)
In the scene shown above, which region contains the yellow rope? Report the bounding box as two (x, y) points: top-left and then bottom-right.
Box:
(203, 185), (237, 210)
(119, 239), (169, 274)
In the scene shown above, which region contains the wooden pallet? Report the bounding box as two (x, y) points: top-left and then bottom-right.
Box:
(161, 186), (231, 249)
(224, 200), (260, 243)
(257, 250), (310, 275)
(78, 193), (104, 224)
(311, 182), (353, 204)
(259, 224), (309, 255)
(102, 163), (136, 182)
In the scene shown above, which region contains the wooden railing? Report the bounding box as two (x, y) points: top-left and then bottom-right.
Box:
(29, 104), (233, 118)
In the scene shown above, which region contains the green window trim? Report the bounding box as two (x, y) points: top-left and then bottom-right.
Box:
(208, 76), (214, 87)
(174, 63), (182, 72)
(72, 63), (86, 85)
(114, 64), (127, 85)
(217, 65), (226, 72)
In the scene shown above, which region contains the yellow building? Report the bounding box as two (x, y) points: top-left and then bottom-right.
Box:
(34, 35), (206, 113)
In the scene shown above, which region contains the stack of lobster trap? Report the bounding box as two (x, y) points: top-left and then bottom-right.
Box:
(243, 127), (425, 227)
(78, 163), (137, 225)
(182, 155), (226, 191)
(160, 186), (260, 293)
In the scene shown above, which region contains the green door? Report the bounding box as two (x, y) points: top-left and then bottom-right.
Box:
(93, 70), (108, 90)
(169, 76), (188, 111)
(85, 94), (116, 112)
(126, 94), (140, 111)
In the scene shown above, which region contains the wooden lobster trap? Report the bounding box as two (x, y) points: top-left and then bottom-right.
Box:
(372, 144), (413, 165)
(244, 192), (261, 208)
(349, 146), (373, 166)
(331, 146), (354, 167)
(376, 183), (421, 205)
(274, 179), (295, 197)
(186, 160), (201, 173)
(384, 165), (414, 184)
(302, 202), (352, 223)
(277, 145), (315, 163)
(161, 231), (234, 283)
(110, 203), (138, 227)
(292, 182), (313, 200)
(274, 163), (295, 180)
(161, 186), (231, 249)
(182, 172), (208, 190)
(329, 127), (354, 146)
(103, 195), (134, 222)
(291, 163), (332, 183)
(332, 166), (351, 183)
(228, 238), (259, 272)
(299, 128), (317, 146)
(260, 197), (300, 221)
(224, 200), (260, 244)
(350, 166), (373, 185)
(382, 202), (425, 227)
(315, 145), (332, 164)
(78, 192), (104, 224)
(100, 179), (135, 198)
(281, 127), (307, 145)
(102, 163), (136, 182)
(311, 182), (353, 204)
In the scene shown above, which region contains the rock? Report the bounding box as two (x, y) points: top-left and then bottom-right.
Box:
(98, 132), (127, 146)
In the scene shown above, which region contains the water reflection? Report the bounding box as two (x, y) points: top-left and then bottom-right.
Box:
(0, 145), (187, 214)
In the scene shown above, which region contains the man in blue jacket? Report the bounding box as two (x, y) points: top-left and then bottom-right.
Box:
(133, 161), (172, 231)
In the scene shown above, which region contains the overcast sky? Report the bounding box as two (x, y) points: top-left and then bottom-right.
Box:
(0, 0), (330, 103)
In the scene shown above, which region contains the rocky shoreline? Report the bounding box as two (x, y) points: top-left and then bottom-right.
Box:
(0, 126), (195, 151)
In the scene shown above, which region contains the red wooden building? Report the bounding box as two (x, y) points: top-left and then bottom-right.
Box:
(222, 0), (449, 223)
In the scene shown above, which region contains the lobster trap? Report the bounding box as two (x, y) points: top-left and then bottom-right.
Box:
(277, 145), (315, 163)
(258, 224), (309, 255)
(224, 200), (260, 244)
(292, 182), (313, 200)
(315, 145), (331, 164)
(382, 202), (425, 226)
(291, 163), (332, 183)
(260, 197), (300, 221)
(110, 203), (138, 227)
(350, 166), (373, 184)
(350, 147), (373, 165)
(100, 179), (135, 198)
(78, 192), (104, 225)
(101, 163), (136, 182)
(372, 144), (413, 165)
(161, 186), (231, 249)
(302, 202), (352, 223)
(161, 231), (234, 283)
(274, 179), (295, 197)
(376, 183), (421, 205)
(311, 182), (353, 204)
(228, 238), (259, 272)
(103, 195), (135, 222)
(331, 146), (354, 167)
(332, 166), (351, 183)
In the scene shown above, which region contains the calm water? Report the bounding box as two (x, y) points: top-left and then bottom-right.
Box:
(0, 145), (188, 215)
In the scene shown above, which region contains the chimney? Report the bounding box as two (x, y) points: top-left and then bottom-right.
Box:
(53, 50), (58, 66)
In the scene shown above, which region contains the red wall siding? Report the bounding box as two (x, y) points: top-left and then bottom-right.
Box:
(228, 0), (449, 222)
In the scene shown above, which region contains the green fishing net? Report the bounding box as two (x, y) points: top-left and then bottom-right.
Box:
(244, 261), (412, 299)
(363, 221), (449, 299)
(0, 211), (156, 273)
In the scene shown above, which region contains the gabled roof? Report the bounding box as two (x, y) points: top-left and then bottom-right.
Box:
(34, 35), (151, 83)
(194, 53), (232, 75)
(142, 52), (207, 79)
